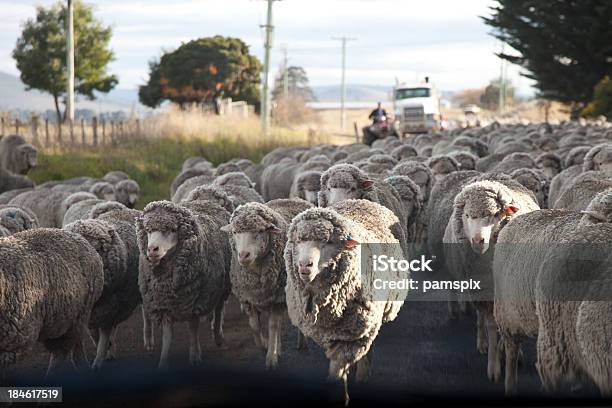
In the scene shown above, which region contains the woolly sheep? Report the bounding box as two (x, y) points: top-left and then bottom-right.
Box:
(511, 168), (549, 208)
(0, 134), (38, 175)
(553, 171), (612, 211)
(136, 201), (231, 368)
(89, 181), (116, 201)
(450, 151), (478, 171)
(217, 183), (264, 207)
(443, 179), (539, 385)
(384, 175), (423, 244)
(391, 161), (434, 203)
(214, 162), (242, 177)
(390, 144), (418, 161)
(284, 199), (407, 403)
(221, 199), (312, 369)
(564, 146), (590, 168)
(59, 192), (98, 224)
(426, 155), (460, 182)
(475, 153), (507, 173)
(0, 166), (35, 194)
(582, 143), (612, 173)
(0, 204), (39, 236)
(289, 170), (322, 205)
(213, 171), (255, 189)
(64, 219), (140, 369)
(0, 228), (103, 375)
(182, 156), (212, 171)
(535, 152), (562, 179)
(260, 158), (301, 201)
(170, 167), (215, 198)
(115, 179), (140, 209)
(62, 198), (105, 227)
(103, 171), (130, 184)
(10, 189), (71, 228)
(548, 164), (583, 207)
(490, 152), (537, 174)
(171, 174), (217, 203)
(0, 187), (33, 204)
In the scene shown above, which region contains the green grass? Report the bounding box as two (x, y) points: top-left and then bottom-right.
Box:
(29, 135), (311, 209)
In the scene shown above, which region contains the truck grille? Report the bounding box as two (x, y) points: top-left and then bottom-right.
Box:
(403, 107), (424, 122)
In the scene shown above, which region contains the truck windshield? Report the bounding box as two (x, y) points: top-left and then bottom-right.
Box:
(395, 88), (431, 99)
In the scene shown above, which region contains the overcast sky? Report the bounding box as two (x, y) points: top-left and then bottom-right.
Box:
(0, 0), (535, 95)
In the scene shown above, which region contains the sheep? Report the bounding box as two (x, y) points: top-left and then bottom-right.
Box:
(443, 179), (539, 386)
(553, 171), (612, 211)
(475, 153), (507, 173)
(260, 158), (300, 201)
(220, 199), (313, 369)
(62, 198), (106, 227)
(390, 144), (418, 161)
(342, 148), (385, 164)
(426, 155), (460, 182)
(0, 187), (33, 204)
(450, 151), (478, 171)
(115, 179), (140, 209)
(548, 164), (584, 207)
(182, 156), (212, 171)
(582, 143), (612, 173)
(318, 164), (408, 255)
(89, 181), (116, 201)
(103, 171), (130, 184)
(214, 162), (242, 177)
(136, 201), (231, 368)
(384, 175), (423, 244)
(564, 145), (591, 168)
(10, 189), (71, 228)
(0, 228), (103, 375)
(217, 183), (264, 207)
(0, 166), (35, 194)
(284, 199), (407, 403)
(64, 219), (140, 369)
(579, 187), (612, 225)
(183, 185), (235, 214)
(213, 171), (255, 189)
(391, 161), (434, 203)
(490, 152), (537, 174)
(0, 204), (39, 235)
(171, 174), (217, 203)
(170, 167), (215, 198)
(59, 192), (98, 221)
(289, 170), (323, 206)
(535, 152), (562, 180)
(510, 168), (549, 208)
(0, 134), (38, 175)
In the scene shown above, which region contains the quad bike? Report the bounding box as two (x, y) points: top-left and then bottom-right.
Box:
(362, 116), (399, 146)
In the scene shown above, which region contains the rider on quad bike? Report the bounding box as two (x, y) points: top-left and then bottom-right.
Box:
(363, 102), (398, 146)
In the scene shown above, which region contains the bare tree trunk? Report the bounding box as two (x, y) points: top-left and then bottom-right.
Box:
(53, 94), (62, 125)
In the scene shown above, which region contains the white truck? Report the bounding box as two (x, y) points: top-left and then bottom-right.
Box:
(393, 78), (442, 135)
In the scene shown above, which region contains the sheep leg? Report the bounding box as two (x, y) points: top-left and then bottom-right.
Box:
(158, 319), (173, 369)
(247, 309), (266, 350)
(328, 359), (350, 406)
(212, 300), (225, 347)
(105, 326), (119, 361)
(92, 327), (112, 370)
(265, 305), (283, 370)
(486, 312), (502, 383)
(296, 330), (309, 351)
(142, 306), (154, 351)
(188, 317), (202, 366)
(448, 290), (460, 320)
(355, 353), (372, 383)
(504, 335), (520, 396)
(45, 351), (70, 380)
(72, 337), (88, 370)
(476, 309), (488, 354)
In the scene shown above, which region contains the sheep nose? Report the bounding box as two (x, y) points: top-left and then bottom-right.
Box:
(239, 251), (251, 262)
(148, 246), (159, 256)
(299, 260), (314, 268)
(473, 238), (485, 245)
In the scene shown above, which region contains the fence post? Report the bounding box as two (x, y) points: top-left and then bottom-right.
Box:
(69, 120), (75, 145)
(81, 119), (85, 145)
(31, 116), (39, 145)
(1, 117), (4, 137)
(45, 119), (50, 147)
(136, 118), (141, 137)
(15, 119), (20, 135)
(111, 121), (115, 143)
(354, 122), (359, 143)
(57, 121), (63, 145)
(92, 116), (98, 147)
(101, 119), (106, 145)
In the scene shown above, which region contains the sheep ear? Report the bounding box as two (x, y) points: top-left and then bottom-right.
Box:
(504, 205), (519, 215)
(361, 180), (374, 190)
(267, 224), (282, 234)
(220, 224), (232, 233)
(345, 238), (360, 249)
(580, 210), (607, 222)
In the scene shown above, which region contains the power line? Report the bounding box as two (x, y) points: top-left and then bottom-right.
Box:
(332, 36), (356, 131)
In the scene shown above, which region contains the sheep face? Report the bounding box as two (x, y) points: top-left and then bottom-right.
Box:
(230, 230), (278, 266)
(408, 170), (430, 193)
(460, 195), (517, 255)
(116, 180), (140, 208)
(146, 230), (178, 266)
(294, 239), (347, 283)
(304, 190), (319, 205)
(325, 174), (374, 205)
(91, 182), (116, 201)
(18, 145), (38, 173)
(592, 150), (612, 173)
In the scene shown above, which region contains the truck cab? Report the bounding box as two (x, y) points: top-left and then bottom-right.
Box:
(393, 79), (441, 135)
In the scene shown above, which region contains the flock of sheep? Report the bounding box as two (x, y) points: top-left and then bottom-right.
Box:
(0, 121), (611, 403)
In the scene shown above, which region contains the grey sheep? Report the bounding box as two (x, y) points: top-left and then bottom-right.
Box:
(0, 228), (103, 375)
(171, 174), (216, 203)
(214, 162), (242, 176)
(136, 201), (231, 368)
(391, 161), (434, 203)
(10, 189), (71, 228)
(182, 156), (212, 171)
(443, 179), (539, 386)
(184, 185), (235, 214)
(284, 199), (407, 403)
(511, 168), (549, 208)
(103, 171), (130, 184)
(490, 152), (537, 174)
(384, 175), (423, 244)
(59, 192), (98, 224)
(426, 155), (460, 183)
(260, 158), (300, 200)
(89, 181), (116, 201)
(475, 153), (507, 173)
(64, 219), (140, 370)
(115, 179), (140, 209)
(564, 145), (590, 168)
(221, 199), (312, 369)
(170, 167), (215, 198)
(0, 204), (39, 236)
(0, 134), (38, 175)
(390, 144), (418, 161)
(535, 152), (562, 180)
(289, 170), (323, 205)
(62, 198), (106, 227)
(0, 187), (33, 204)
(582, 143), (612, 173)
(548, 164), (583, 207)
(213, 171), (255, 189)
(450, 151), (478, 171)
(0, 166), (35, 194)
(553, 171), (612, 211)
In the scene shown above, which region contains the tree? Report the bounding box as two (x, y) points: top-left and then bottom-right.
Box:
(139, 36), (262, 111)
(582, 76), (612, 119)
(452, 88), (485, 107)
(12, 1), (117, 122)
(480, 78), (515, 111)
(271, 65), (316, 102)
(483, 0), (612, 117)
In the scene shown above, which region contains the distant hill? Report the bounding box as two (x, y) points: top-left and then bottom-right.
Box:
(0, 71), (146, 115)
(312, 84), (392, 102)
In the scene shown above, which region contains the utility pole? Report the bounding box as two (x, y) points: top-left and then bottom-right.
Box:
(260, 0), (280, 134)
(332, 36), (356, 131)
(499, 42), (505, 115)
(66, 0), (75, 123)
(281, 44), (289, 98)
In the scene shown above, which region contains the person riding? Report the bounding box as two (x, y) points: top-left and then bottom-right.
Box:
(369, 102), (387, 124)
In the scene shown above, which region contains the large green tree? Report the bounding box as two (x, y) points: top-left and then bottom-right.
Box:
(483, 0), (612, 117)
(582, 76), (612, 119)
(271, 65), (316, 102)
(12, 0), (117, 122)
(139, 36), (262, 111)
(480, 78), (515, 111)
